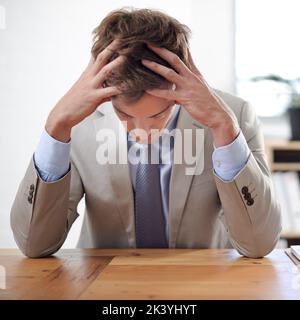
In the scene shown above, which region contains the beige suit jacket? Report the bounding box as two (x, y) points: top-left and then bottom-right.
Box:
(10, 89), (281, 258)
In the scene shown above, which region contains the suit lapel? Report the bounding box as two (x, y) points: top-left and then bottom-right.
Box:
(93, 104), (136, 247)
(168, 107), (205, 248)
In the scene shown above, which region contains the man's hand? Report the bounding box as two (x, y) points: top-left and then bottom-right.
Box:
(46, 39), (124, 142)
(141, 44), (240, 147)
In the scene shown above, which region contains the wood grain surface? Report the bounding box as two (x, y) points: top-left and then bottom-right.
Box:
(0, 249), (299, 300)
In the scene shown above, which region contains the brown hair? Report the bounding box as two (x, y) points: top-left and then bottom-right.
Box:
(91, 7), (191, 103)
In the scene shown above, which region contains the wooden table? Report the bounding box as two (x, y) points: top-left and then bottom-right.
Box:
(0, 249), (299, 300)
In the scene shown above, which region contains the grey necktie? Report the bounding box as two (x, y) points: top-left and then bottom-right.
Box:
(134, 144), (168, 248)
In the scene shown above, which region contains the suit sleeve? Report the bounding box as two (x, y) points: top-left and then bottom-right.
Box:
(10, 156), (84, 258)
(213, 101), (282, 258)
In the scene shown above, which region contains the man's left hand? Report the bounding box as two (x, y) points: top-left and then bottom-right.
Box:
(141, 44), (240, 147)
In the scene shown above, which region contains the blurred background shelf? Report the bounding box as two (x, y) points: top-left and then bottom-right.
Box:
(265, 140), (300, 171)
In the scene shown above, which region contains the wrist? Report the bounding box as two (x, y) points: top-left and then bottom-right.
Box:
(45, 114), (72, 143)
(211, 117), (240, 148)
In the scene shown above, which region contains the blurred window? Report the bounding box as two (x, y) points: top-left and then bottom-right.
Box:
(235, 0), (300, 117)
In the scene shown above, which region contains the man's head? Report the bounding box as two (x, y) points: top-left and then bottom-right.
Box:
(91, 8), (191, 141)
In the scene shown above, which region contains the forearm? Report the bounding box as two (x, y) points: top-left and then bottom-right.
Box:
(10, 157), (75, 258)
(211, 99), (281, 258)
(45, 114), (72, 143)
(210, 115), (240, 148)
(11, 130), (83, 257)
(214, 153), (281, 258)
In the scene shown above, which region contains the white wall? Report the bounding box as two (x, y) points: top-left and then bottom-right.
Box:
(0, 0), (235, 248)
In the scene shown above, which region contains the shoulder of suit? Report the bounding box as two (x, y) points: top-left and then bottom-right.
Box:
(213, 88), (246, 108)
(70, 102), (115, 141)
(212, 88), (252, 121)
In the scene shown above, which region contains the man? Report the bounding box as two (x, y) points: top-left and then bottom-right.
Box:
(10, 8), (281, 258)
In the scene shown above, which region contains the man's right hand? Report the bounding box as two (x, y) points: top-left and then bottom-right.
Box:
(45, 39), (123, 142)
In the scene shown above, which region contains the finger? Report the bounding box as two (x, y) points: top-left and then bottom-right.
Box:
(97, 86), (122, 100)
(146, 88), (178, 101)
(147, 44), (192, 76)
(91, 39), (121, 75)
(93, 55), (125, 87)
(141, 59), (185, 86)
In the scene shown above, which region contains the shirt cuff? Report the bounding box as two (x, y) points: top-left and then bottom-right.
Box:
(212, 130), (250, 181)
(33, 128), (71, 182)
